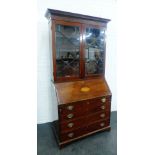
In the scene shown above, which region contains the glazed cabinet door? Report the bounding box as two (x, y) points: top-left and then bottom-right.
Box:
(83, 25), (106, 77)
(53, 21), (82, 81)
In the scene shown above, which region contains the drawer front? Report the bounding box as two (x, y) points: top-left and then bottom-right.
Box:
(86, 111), (110, 124)
(60, 117), (86, 133)
(86, 119), (110, 133)
(60, 127), (86, 142)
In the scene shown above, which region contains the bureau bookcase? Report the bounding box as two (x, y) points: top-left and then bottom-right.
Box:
(45, 9), (112, 148)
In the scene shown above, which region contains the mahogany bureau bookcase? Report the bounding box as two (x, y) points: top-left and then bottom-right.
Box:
(45, 9), (112, 148)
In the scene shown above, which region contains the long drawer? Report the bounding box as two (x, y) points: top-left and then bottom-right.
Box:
(60, 119), (110, 142)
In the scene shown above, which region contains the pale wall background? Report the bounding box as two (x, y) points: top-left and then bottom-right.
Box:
(37, 0), (117, 124)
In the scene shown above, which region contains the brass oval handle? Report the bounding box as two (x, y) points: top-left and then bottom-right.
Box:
(100, 123), (105, 127)
(68, 132), (74, 138)
(101, 98), (106, 103)
(67, 113), (74, 119)
(100, 113), (105, 118)
(67, 105), (74, 110)
(101, 105), (105, 109)
(67, 122), (74, 128)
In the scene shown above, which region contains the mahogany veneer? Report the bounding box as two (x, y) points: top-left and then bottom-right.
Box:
(45, 9), (112, 148)
(54, 77), (111, 147)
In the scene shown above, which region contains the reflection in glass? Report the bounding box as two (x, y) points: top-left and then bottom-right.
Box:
(85, 27), (105, 75)
(55, 24), (80, 77)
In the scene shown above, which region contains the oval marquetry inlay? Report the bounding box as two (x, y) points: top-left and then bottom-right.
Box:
(80, 87), (90, 92)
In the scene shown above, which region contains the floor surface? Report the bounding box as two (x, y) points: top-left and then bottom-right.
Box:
(37, 111), (117, 155)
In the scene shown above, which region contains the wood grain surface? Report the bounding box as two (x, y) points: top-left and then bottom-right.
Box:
(55, 77), (111, 104)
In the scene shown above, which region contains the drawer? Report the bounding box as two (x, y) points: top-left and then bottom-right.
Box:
(60, 117), (86, 133)
(86, 119), (110, 133)
(86, 111), (110, 125)
(59, 104), (109, 121)
(60, 127), (86, 142)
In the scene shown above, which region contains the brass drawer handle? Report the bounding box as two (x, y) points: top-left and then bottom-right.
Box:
(68, 132), (74, 138)
(100, 113), (105, 118)
(101, 105), (105, 109)
(101, 98), (106, 103)
(67, 105), (74, 110)
(100, 123), (105, 127)
(67, 122), (74, 128)
(67, 113), (74, 119)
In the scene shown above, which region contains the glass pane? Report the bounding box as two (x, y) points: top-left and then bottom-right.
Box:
(85, 27), (105, 75)
(55, 24), (80, 78)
